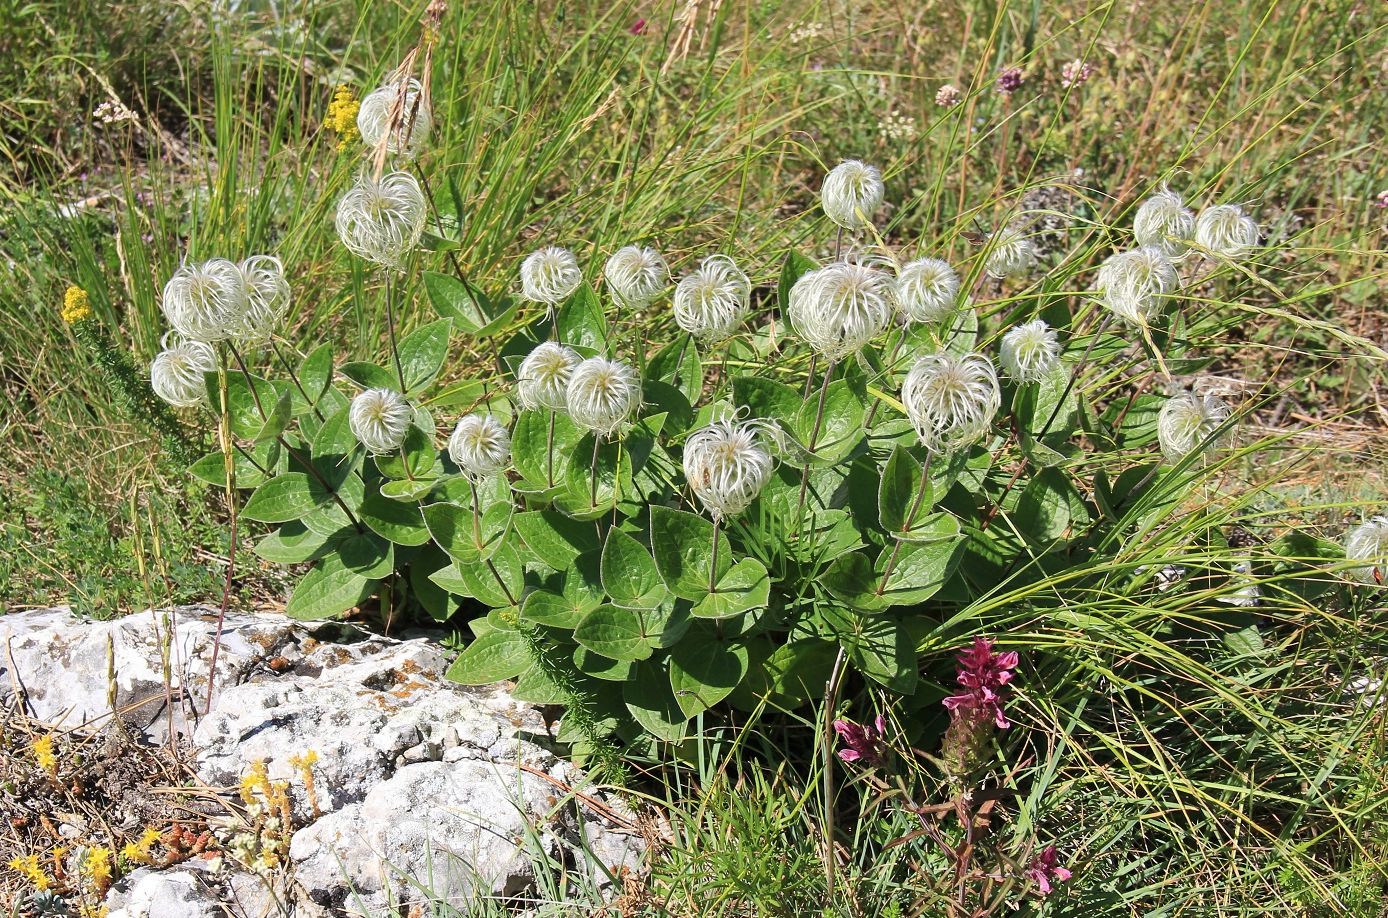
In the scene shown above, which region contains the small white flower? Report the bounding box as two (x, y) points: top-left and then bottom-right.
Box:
(335, 171), (428, 268)
(1194, 204), (1259, 259)
(448, 414), (511, 478)
(983, 225), (1036, 279)
(672, 254), (752, 342)
(901, 351), (1001, 454)
(349, 388), (413, 454)
(357, 78), (432, 158)
(235, 255), (291, 343)
(520, 246), (582, 305)
(566, 356), (641, 436)
(1133, 185), (1195, 256)
(1157, 393), (1232, 462)
(150, 335), (217, 408)
(787, 260), (893, 360)
(604, 245), (669, 309)
(517, 341), (581, 411)
(1349, 673), (1385, 708)
(1345, 516), (1388, 584)
(161, 258), (248, 343)
(999, 319), (1061, 383)
(1095, 246), (1179, 326)
(893, 258), (960, 324)
(683, 418), (777, 522)
(821, 160), (884, 231)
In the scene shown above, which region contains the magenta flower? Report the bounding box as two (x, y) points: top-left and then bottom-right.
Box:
(832, 714), (887, 766)
(629, 17), (647, 35)
(1024, 845), (1072, 895)
(996, 66), (1025, 95)
(1374, 190), (1388, 209)
(942, 637), (1019, 728)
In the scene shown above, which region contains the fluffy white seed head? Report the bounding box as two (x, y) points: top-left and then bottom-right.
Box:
(683, 418), (776, 522)
(1194, 204), (1259, 259)
(787, 261), (893, 360)
(150, 335), (217, 408)
(901, 352), (1001, 454)
(335, 171), (428, 268)
(161, 258), (248, 342)
(672, 254), (752, 342)
(999, 319), (1061, 384)
(604, 245), (669, 309)
(448, 414), (511, 479)
(235, 255), (291, 343)
(520, 246), (582, 305)
(821, 160), (885, 230)
(349, 387), (413, 454)
(1345, 517), (1388, 584)
(1095, 246), (1179, 326)
(357, 78), (432, 158)
(566, 356), (641, 436)
(984, 226), (1036, 279)
(1133, 186), (1195, 256)
(517, 341), (581, 411)
(893, 258), (960, 324)
(1157, 393), (1232, 462)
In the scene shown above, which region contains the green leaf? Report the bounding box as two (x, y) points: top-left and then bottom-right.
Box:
(777, 250), (818, 315)
(424, 272), (487, 331)
(424, 501), (511, 563)
(445, 630), (529, 684)
(734, 376), (803, 427)
(458, 542), (523, 608)
(649, 505), (731, 601)
(514, 510), (599, 570)
(625, 660), (687, 742)
(669, 623), (749, 716)
(574, 646), (634, 682)
(206, 371), (280, 441)
(639, 380), (693, 434)
(379, 477), (436, 502)
(253, 389), (293, 443)
(879, 445), (929, 533)
(295, 343), (335, 413)
(332, 529), (395, 578)
(310, 405), (359, 488)
(521, 590), (587, 629)
(338, 361), (398, 391)
(253, 521), (334, 564)
(359, 485), (430, 545)
(796, 378), (865, 464)
(876, 525), (963, 607)
(1015, 468), (1088, 544)
(843, 614), (918, 693)
(556, 283), (608, 351)
(574, 605), (655, 662)
(373, 424), (441, 481)
(557, 433), (633, 519)
(512, 661), (568, 704)
(409, 545), (455, 622)
(647, 336), (703, 401)
(600, 528), (668, 609)
(189, 442), (278, 489)
(691, 558), (770, 619)
(397, 318), (453, 394)
(1224, 625), (1266, 658)
(285, 559), (375, 620)
(511, 409), (582, 493)
(242, 472), (328, 523)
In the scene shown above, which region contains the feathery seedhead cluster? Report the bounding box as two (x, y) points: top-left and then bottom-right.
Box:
(517, 341), (581, 411)
(821, 160), (884, 231)
(1194, 204), (1259, 259)
(673, 254), (752, 342)
(357, 78), (432, 158)
(1133, 186), (1195, 256)
(1345, 517), (1388, 584)
(150, 335), (217, 408)
(335, 171), (427, 268)
(162, 258), (248, 343)
(236, 255), (291, 343)
(788, 260), (893, 360)
(349, 388), (413, 454)
(683, 417), (776, 522)
(520, 246), (582, 305)
(604, 245), (669, 309)
(1157, 392), (1231, 462)
(449, 414), (511, 479)
(984, 226), (1036, 279)
(566, 356), (641, 436)
(901, 351), (1001, 454)
(999, 319), (1061, 383)
(1095, 246), (1178, 326)
(892, 258), (960, 324)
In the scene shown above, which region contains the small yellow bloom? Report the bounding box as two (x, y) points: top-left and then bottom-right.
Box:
(62, 285), (93, 324)
(119, 827), (162, 865)
(9, 853), (51, 891)
(32, 733), (58, 777)
(327, 85), (361, 150)
(82, 846), (114, 895)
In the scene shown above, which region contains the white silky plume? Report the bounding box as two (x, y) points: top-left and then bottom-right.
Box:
(1095, 246), (1179, 326)
(448, 414), (511, 479)
(357, 78), (432, 158)
(566, 356), (641, 436)
(520, 246), (582, 305)
(821, 160), (884, 230)
(1157, 393), (1232, 462)
(787, 261), (893, 360)
(161, 258), (248, 343)
(517, 341), (581, 411)
(235, 255), (291, 343)
(984, 226), (1036, 279)
(1194, 204), (1259, 259)
(604, 245), (669, 309)
(999, 319), (1061, 384)
(672, 254), (752, 342)
(335, 171), (428, 268)
(150, 335), (217, 408)
(683, 418), (776, 522)
(901, 351), (1001, 454)
(349, 388), (413, 454)
(893, 257), (960, 324)
(1345, 517), (1388, 584)
(1133, 186), (1195, 256)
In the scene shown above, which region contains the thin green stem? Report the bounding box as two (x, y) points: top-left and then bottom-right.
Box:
(269, 339), (325, 423)
(385, 273), (406, 393)
(709, 517), (721, 594)
(794, 358), (837, 537)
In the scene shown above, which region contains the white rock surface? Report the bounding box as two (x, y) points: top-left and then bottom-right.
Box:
(105, 865), (222, 918)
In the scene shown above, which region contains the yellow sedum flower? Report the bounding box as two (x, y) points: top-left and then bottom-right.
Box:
(9, 853), (51, 891)
(120, 827), (162, 865)
(327, 85), (361, 150)
(83, 846), (114, 895)
(62, 285), (93, 324)
(32, 733), (57, 777)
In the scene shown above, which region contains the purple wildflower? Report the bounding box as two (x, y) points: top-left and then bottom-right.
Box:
(1024, 845), (1072, 895)
(832, 714), (886, 766)
(1060, 59), (1094, 89)
(629, 17), (647, 35)
(942, 637), (1019, 728)
(996, 66), (1024, 95)
(1374, 190), (1388, 209)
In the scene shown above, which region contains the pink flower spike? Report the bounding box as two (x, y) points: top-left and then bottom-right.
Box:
(832, 716), (886, 766)
(1025, 845), (1072, 897)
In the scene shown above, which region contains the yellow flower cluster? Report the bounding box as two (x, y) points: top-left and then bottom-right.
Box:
(8, 853), (51, 892)
(32, 733), (58, 777)
(119, 827), (162, 865)
(327, 85), (360, 150)
(82, 846), (114, 896)
(288, 749), (322, 818)
(62, 285), (93, 324)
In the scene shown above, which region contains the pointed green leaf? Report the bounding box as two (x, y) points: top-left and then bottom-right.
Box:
(445, 630), (529, 684)
(691, 558), (770, 619)
(649, 505), (732, 601)
(574, 605), (655, 662)
(600, 528), (667, 609)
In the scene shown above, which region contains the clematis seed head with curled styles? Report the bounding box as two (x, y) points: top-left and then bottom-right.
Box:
(1133, 185), (1195, 257)
(349, 388), (413, 454)
(566, 356), (641, 436)
(1157, 393), (1232, 462)
(150, 335), (217, 408)
(516, 341), (581, 411)
(604, 245), (669, 309)
(335, 171), (428, 268)
(901, 351), (1001, 454)
(999, 319), (1061, 384)
(161, 258), (248, 343)
(821, 160), (884, 231)
(787, 261), (893, 360)
(448, 414), (511, 479)
(356, 78), (432, 159)
(1194, 204), (1260, 260)
(983, 225), (1036, 279)
(1344, 517), (1388, 584)
(892, 257), (960, 325)
(672, 254), (752, 343)
(520, 246), (582, 306)
(234, 255), (291, 344)
(1094, 246), (1179, 327)
(682, 417), (777, 522)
